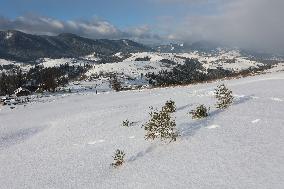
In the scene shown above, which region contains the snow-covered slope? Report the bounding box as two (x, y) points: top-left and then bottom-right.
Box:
(38, 58), (96, 68)
(266, 62), (284, 72)
(0, 58), (33, 72)
(81, 52), (101, 61)
(123, 52), (183, 63)
(178, 49), (263, 71)
(0, 49), (274, 78)
(0, 58), (15, 65)
(85, 50), (265, 81)
(86, 60), (172, 78)
(1, 72), (283, 188)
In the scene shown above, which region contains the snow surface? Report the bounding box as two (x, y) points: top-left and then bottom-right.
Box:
(81, 52), (101, 61)
(123, 52), (182, 63)
(0, 72), (284, 188)
(0, 59), (33, 73)
(0, 59), (14, 65)
(266, 63), (284, 73)
(5, 31), (13, 39)
(86, 60), (172, 78)
(39, 58), (92, 68)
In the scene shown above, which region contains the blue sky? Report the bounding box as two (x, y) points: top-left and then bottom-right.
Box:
(0, 0), (215, 28)
(0, 0), (221, 43)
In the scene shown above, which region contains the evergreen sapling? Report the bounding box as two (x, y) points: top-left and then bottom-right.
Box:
(214, 84), (234, 109)
(111, 149), (125, 168)
(143, 101), (179, 142)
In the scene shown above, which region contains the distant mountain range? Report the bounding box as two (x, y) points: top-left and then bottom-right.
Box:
(0, 30), (281, 63)
(0, 30), (153, 62)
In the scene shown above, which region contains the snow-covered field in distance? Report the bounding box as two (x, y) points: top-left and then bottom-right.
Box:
(1, 49), (283, 94)
(86, 50), (264, 78)
(0, 58), (33, 73)
(1, 49), (271, 75)
(0, 71), (283, 188)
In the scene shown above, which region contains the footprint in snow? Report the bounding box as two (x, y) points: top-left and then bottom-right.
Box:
(87, 139), (105, 145)
(270, 97), (283, 102)
(206, 125), (220, 129)
(129, 136), (135, 139)
(234, 94), (246, 98)
(251, 119), (260, 124)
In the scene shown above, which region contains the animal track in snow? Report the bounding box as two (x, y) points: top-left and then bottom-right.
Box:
(206, 125), (220, 129)
(251, 119), (260, 124)
(235, 94), (260, 100)
(87, 139), (105, 145)
(234, 94), (246, 98)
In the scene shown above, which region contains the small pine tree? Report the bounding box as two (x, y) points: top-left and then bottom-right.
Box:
(110, 76), (122, 92)
(143, 101), (179, 142)
(163, 100), (176, 113)
(189, 104), (210, 119)
(122, 119), (133, 127)
(214, 84), (234, 109)
(111, 149), (125, 168)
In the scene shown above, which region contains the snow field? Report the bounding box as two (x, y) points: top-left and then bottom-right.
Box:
(0, 72), (283, 188)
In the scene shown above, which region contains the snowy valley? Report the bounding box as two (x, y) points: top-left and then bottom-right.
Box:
(1, 49), (283, 94)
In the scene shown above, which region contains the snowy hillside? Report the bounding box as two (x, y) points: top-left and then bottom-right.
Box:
(0, 72), (283, 188)
(38, 58), (95, 68)
(0, 49), (276, 86)
(86, 50), (265, 80)
(0, 58), (33, 72)
(86, 60), (172, 78)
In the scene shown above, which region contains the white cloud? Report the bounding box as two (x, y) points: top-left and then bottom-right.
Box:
(162, 0), (284, 53)
(0, 14), (163, 42)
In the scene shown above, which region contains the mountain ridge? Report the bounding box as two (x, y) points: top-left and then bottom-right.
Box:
(0, 30), (282, 63)
(0, 30), (153, 62)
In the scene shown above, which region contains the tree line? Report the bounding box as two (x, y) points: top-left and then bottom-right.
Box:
(146, 58), (271, 87)
(0, 63), (91, 96)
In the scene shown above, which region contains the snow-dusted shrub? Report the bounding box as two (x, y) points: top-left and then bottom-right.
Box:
(163, 100), (176, 113)
(121, 119), (135, 127)
(189, 105), (210, 119)
(111, 149), (125, 168)
(110, 76), (122, 92)
(214, 84), (234, 109)
(143, 101), (179, 142)
(122, 119), (130, 127)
